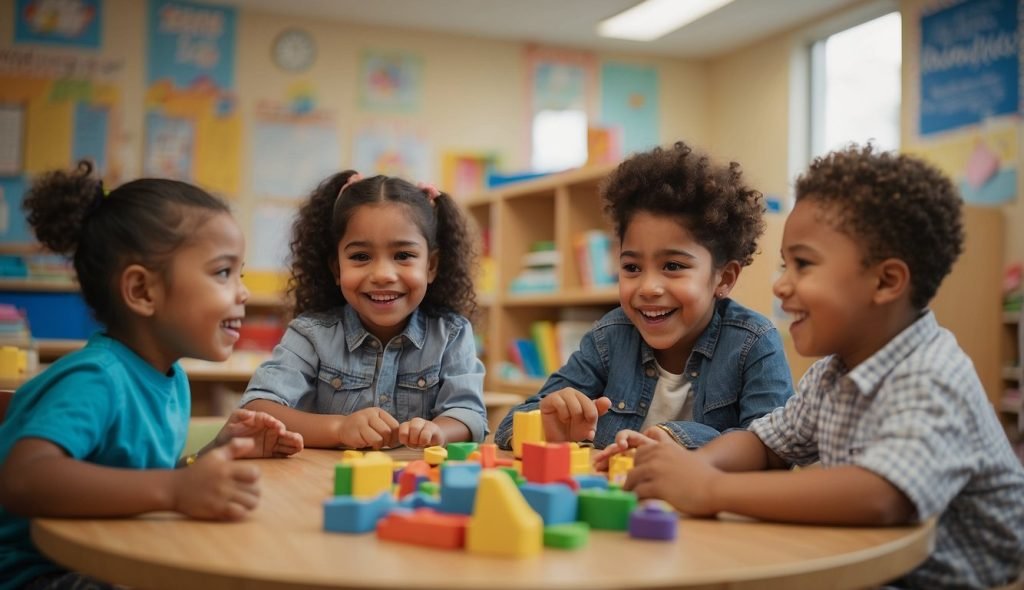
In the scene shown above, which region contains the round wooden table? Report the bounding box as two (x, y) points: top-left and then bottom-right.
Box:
(33, 448), (935, 590)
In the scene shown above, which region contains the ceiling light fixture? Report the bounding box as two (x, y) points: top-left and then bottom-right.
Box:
(597, 0), (736, 41)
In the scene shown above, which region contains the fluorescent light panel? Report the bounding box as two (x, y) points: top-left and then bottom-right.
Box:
(598, 0), (736, 41)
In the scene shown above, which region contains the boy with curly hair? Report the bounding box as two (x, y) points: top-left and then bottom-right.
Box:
(605, 144), (1024, 588)
(495, 141), (793, 450)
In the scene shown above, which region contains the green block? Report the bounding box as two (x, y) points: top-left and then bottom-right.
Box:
(334, 463), (352, 496)
(577, 488), (638, 530)
(446, 442), (479, 461)
(498, 466), (525, 486)
(418, 481), (440, 496)
(544, 522), (590, 549)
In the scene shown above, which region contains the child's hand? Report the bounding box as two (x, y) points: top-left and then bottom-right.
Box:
(398, 418), (445, 449)
(214, 409), (304, 458)
(623, 441), (721, 517)
(539, 389), (612, 443)
(592, 427), (672, 471)
(337, 408), (400, 450)
(172, 438), (261, 521)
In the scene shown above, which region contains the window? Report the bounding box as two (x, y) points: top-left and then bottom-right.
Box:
(809, 11), (902, 158)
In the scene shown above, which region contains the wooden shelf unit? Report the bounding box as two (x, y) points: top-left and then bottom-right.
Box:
(464, 164), (621, 397)
(1000, 310), (1022, 446)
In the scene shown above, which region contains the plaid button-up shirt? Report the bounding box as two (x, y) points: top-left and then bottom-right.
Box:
(751, 311), (1024, 588)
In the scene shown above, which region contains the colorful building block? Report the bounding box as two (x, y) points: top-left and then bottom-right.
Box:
(397, 460), (431, 499)
(543, 522), (590, 550)
(512, 410), (544, 458)
(424, 445), (448, 465)
(522, 442), (570, 484)
(439, 462), (481, 515)
(629, 502), (678, 541)
(334, 463), (352, 496)
(397, 491), (441, 511)
(608, 454), (634, 485)
(569, 443), (591, 475)
(323, 492), (394, 534)
(466, 471), (543, 557)
(519, 482), (578, 525)
(349, 451), (394, 498)
(446, 442), (479, 461)
(573, 474), (609, 490)
(577, 488), (638, 530)
(377, 508), (470, 550)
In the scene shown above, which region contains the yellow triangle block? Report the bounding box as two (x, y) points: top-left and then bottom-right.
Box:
(466, 471), (542, 557)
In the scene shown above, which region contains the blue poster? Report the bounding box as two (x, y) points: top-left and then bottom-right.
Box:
(600, 62), (660, 155)
(143, 113), (194, 180)
(0, 176), (32, 245)
(72, 103), (108, 173)
(14, 0), (101, 48)
(147, 0), (236, 89)
(919, 0), (1019, 135)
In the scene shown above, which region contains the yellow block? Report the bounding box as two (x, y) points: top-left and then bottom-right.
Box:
(348, 451), (393, 499)
(609, 454), (634, 485)
(423, 445), (448, 466)
(570, 445), (591, 475)
(466, 471), (542, 557)
(512, 410), (544, 459)
(341, 450), (364, 461)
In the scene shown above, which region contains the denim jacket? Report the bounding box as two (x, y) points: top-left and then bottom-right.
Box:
(241, 305), (488, 442)
(495, 299), (793, 449)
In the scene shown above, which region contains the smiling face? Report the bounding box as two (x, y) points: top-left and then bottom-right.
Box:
(152, 212), (249, 367)
(618, 211), (734, 372)
(333, 202), (438, 343)
(773, 199), (883, 367)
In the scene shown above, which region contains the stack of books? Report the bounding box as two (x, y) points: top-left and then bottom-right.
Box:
(0, 304), (31, 348)
(574, 230), (617, 288)
(509, 242), (558, 295)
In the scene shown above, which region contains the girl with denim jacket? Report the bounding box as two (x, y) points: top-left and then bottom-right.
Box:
(242, 171), (487, 449)
(495, 142), (793, 450)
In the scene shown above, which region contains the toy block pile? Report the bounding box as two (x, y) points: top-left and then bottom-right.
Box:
(323, 409), (678, 557)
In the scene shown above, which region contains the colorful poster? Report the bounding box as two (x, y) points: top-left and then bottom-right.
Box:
(353, 125), (430, 183)
(251, 116), (341, 199)
(15, 0), (101, 48)
(0, 105), (26, 175)
(147, 0), (235, 88)
(143, 113), (194, 180)
(0, 176), (32, 244)
(359, 51), (422, 112)
(71, 102), (107, 172)
(907, 119), (1018, 204)
(535, 62), (588, 111)
(441, 151), (497, 200)
(600, 62), (659, 155)
(919, 0), (1018, 135)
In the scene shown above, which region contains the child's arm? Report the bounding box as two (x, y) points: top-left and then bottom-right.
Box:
(244, 400), (398, 449)
(494, 329), (610, 449)
(0, 437), (261, 520)
(423, 317), (489, 443)
(193, 408), (304, 459)
(625, 441), (915, 525)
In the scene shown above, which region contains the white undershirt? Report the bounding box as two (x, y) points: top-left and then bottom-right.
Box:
(639, 361), (694, 431)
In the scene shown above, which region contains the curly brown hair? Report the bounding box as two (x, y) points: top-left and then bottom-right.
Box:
(795, 144), (964, 309)
(288, 170), (478, 318)
(601, 141), (766, 267)
(23, 160), (228, 330)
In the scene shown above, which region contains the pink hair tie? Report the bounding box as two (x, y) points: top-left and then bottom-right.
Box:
(337, 172), (364, 199)
(416, 182), (440, 204)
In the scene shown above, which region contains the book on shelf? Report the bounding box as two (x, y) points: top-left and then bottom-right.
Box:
(509, 241), (559, 295)
(574, 230), (617, 288)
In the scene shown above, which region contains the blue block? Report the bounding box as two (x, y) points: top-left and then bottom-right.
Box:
(323, 492), (394, 534)
(397, 491), (440, 510)
(520, 483), (578, 525)
(438, 462), (480, 515)
(573, 474), (609, 490)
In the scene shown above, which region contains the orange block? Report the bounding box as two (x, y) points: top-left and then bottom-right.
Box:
(398, 460), (432, 499)
(377, 509), (470, 550)
(522, 442), (570, 484)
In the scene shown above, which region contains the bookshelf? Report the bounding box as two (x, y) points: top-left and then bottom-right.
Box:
(1000, 311), (1022, 452)
(463, 164), (622, 397)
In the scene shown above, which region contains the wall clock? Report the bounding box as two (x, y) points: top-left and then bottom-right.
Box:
(272, 29), (316, 73)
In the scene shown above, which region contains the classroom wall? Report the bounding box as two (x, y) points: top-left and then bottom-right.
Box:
(702, 0), (1013, 400)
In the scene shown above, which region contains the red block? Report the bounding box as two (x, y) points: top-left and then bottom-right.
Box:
(397, 460), (432, 498)
(522, 442), (570, 484)
(376, 509), (469, 549)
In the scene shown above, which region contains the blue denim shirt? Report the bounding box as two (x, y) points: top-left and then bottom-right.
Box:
(495, 299), (793, 449)
(241, 305), (488, 442)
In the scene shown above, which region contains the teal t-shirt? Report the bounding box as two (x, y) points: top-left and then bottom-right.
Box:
(0, 333), (190, 589)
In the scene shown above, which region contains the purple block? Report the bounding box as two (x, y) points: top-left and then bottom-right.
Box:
(628, 504), (678, 541)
